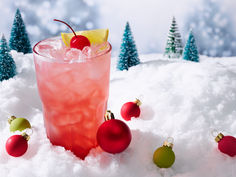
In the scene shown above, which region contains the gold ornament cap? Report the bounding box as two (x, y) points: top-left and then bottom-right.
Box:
(163, 141), (174, 148)
(134, 98), (142, 106)
(163, 137), (174, 148)
(22, 132), (30, 141)
(104, 110), (115, 121)
(8, 116), (16, 124)
(215, 133), (224, 143)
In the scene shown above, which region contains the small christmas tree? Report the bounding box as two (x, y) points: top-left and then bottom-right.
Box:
(164, 17), (183, 58)
(9, 9), (32, 54)
(117, 22), (140, 71)
(0, 34), (17, 81)
(183, 31), (199, 62)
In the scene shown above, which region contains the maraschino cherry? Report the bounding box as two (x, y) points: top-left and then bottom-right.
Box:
(54, 19), (90, 50)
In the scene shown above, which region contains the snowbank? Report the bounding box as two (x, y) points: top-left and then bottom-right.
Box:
(0, 51), (236, 177)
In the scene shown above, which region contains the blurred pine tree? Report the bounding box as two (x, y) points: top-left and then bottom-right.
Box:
(117, 22), (140, 71)
(0, 34), (17, 81)
(164, 17), (183, 59)
(9, 9), (32, 54)
(183, 31), (199, 62)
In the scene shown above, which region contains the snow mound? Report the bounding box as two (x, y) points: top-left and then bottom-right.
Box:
(0, 52), (236, 177)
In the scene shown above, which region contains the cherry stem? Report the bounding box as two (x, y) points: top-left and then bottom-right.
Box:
(53, 19), (77, 37)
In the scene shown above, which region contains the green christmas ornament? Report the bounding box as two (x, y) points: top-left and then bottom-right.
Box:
(8, 116), (31, 132)
(153, 138), (175, 168)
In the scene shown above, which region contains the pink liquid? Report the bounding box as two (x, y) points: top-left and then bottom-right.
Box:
(33, 38), (111, 159)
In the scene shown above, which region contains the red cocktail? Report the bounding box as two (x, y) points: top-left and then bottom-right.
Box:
(33, 37), (111, 159)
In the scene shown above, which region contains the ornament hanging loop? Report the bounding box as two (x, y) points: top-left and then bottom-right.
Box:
(163, 137), (174, 148)
(134, 98), (142, 106)
(22, 132), (30, 141)
(104, 110), (115, 121)
(8, 115), (16, 124)
(211, 129), (219, 138)
(137, 94), (144, 101)
(25, 127), (33, 136)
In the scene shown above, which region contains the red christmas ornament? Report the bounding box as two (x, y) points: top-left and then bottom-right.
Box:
(96, 110), (132, 154)
(215, 133), (236, 157)
(6, 133), (30, 157)
(120, 98), (141, 121)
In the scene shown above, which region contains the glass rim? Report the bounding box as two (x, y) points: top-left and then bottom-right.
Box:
(33, 36), (112, 63)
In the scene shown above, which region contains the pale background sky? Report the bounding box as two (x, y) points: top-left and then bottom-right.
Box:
(0, 0), (235, 55)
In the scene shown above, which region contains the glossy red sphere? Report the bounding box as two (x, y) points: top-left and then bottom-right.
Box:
(218, 136), (236, 157)
(97, 119), (132, 154)
(70, 35), (91, 50)
(121, 102), (140, 121)
(6, 135), (28, 157)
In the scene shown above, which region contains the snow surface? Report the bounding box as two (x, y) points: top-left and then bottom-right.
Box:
(1, 51), (236, 177)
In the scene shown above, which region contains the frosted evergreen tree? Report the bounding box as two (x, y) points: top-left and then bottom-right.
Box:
(0, 34), (17, 81)
(9, 9), (32, 54)
(184, 0), (236, 57)
(183, 31), (199, 62)
(117, 22), (140, 71)
(164, 17), (183, 58)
